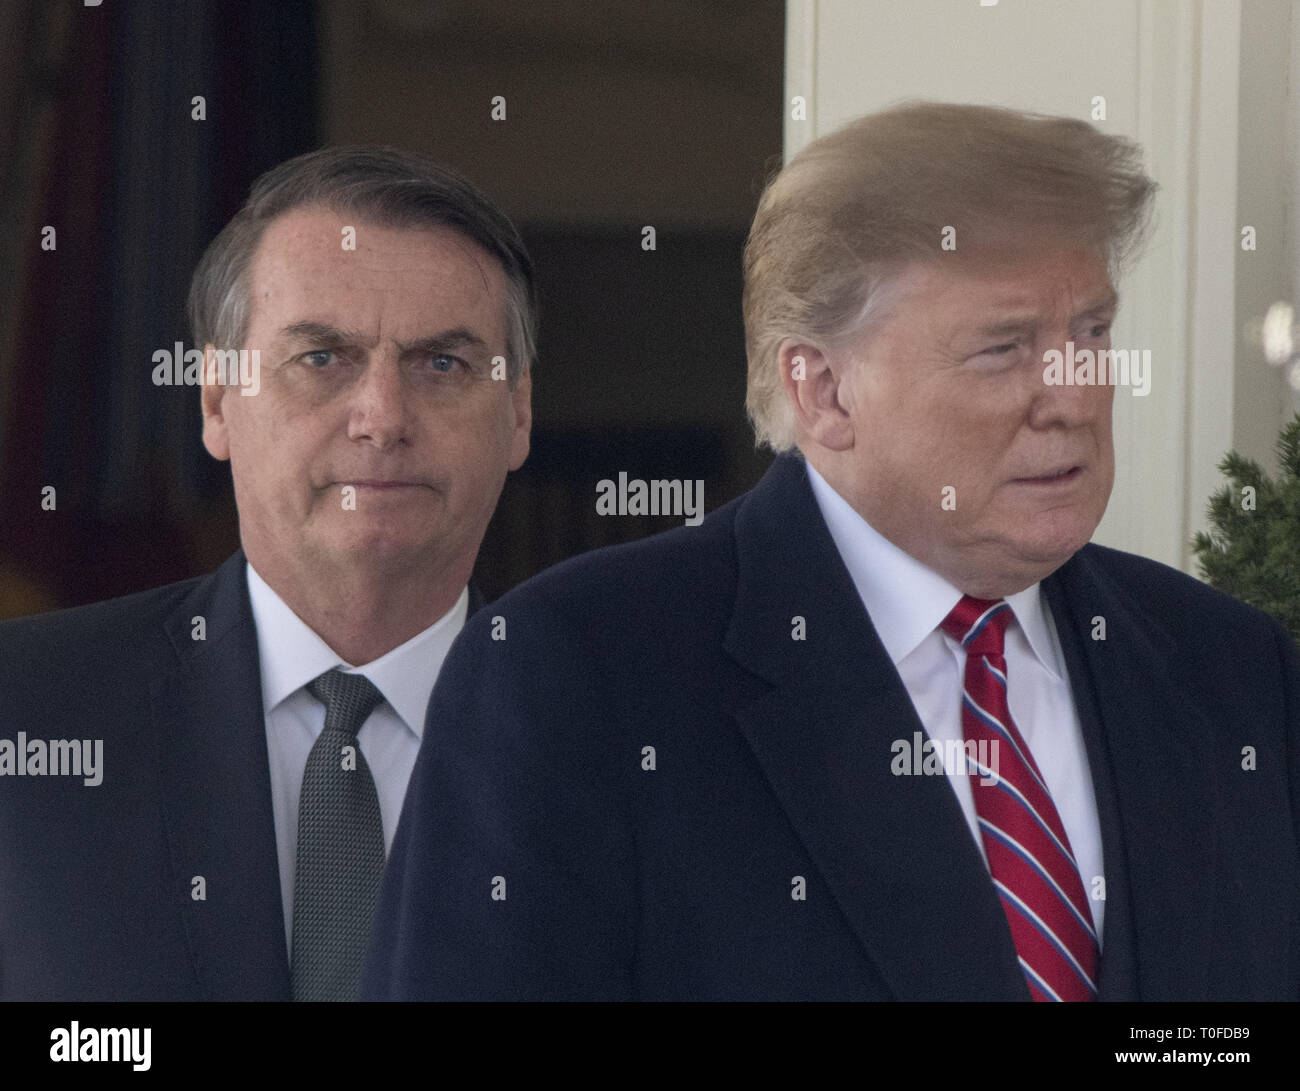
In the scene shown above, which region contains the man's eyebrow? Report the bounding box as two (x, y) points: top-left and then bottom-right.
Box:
(395, 327), (488, 355)
(972, 316), (1038, 340)
(1072, 290), (1119, 320)
(277, 322), (488, 354)
(969, 292), (1120, 340)
(279, 321), (372, 347)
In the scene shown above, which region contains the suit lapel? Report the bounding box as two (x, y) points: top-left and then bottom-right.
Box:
(467, 579), (487, 616)
(724, 456), (1028, 1000)
(1040, 575), (1139, 1000)
(151, 550), (291, 1000)
(1044, 550), (1215, 1000)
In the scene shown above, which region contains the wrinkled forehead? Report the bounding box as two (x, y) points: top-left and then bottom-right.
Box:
(244, 206), (508, 337)
(251, 206), (503, 287)
(846, 238), (1117, 356)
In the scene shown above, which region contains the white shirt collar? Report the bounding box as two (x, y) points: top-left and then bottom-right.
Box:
(804, 461), (1065, 679)
(245, 561), (469, 737)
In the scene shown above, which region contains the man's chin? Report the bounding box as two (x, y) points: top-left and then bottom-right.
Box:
(1007, 522), (1097, 572)
(325, 526), (440, 569)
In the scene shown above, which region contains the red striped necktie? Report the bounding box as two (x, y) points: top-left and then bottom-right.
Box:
(940, 595), (1099, 1002)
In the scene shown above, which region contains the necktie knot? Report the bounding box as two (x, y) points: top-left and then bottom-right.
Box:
(306, 668), (385, 739)
(941, 595), (1011, 658)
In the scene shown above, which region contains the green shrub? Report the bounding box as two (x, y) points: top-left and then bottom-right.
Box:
(1192, 413), (1300, 643)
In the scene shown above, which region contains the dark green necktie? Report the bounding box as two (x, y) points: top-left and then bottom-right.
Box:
(291, 668), (386, 1001)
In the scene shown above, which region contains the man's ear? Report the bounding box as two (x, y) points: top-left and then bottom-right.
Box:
(200, 344), (232, 462)
(508, 367), (532, 472)
(779, 340), (855, 451)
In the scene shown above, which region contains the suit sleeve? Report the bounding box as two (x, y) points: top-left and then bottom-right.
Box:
(361, 597), (638, 1000)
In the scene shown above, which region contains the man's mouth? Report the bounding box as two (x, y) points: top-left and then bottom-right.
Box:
(332, 479), (432, 492)
(1013, 465), (1084, 485)
(348, 480), (422, 488)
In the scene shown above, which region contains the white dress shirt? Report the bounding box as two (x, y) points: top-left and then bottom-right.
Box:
(245, 563), (468, 951)
(805, 463), (1105, 938)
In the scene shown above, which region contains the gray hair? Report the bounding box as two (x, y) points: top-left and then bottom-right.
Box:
(187, 145), (537, 387)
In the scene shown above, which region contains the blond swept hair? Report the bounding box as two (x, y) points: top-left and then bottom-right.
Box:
(743, 101), (1157, 452)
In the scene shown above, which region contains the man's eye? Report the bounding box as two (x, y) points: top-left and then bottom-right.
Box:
(303, 350), (334, 368)
(1086, 322), (1112, 339)
(427, 353), (461, 373)
(983, 342), (1019, 357)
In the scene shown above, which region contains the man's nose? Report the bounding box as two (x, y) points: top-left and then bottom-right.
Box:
(347, 356), (410, 448)
(1030, 333), (1110, 425)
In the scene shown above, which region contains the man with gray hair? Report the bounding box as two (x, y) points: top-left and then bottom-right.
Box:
(366, 102), (1300, 1001)
(0, 146), (534, 1000)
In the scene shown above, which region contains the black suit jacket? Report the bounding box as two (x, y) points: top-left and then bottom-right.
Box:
(364, 453), (1300, 1000)
(0, 550), (484, 1000)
